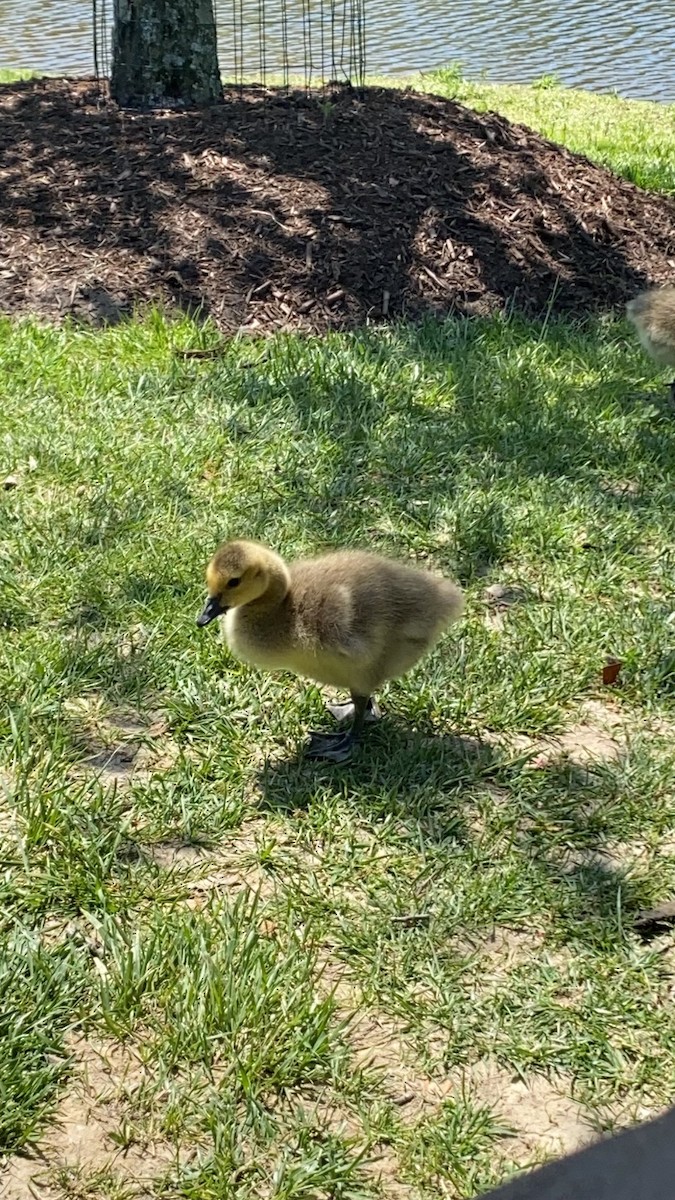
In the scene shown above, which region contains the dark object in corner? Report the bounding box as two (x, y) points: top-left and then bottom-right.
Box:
(476, 1106), (675, 1200)
(634, 901), (675, 934)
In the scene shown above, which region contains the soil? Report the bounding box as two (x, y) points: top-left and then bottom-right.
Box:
(0, 76), (674, 334)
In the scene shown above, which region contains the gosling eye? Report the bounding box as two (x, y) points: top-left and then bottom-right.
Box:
(227, 577), (241, 589)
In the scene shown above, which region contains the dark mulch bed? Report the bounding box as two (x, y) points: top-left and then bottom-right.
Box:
(0, 76), (674, 333)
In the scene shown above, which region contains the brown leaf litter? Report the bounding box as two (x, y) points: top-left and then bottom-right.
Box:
(0, 78), (674, 334)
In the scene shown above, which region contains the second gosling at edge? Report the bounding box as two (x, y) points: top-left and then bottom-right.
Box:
(197, 539), (465, 762)
(626, 286), (675, 405)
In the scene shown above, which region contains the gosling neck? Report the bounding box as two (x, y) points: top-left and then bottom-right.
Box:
(250, 555), (291, 612)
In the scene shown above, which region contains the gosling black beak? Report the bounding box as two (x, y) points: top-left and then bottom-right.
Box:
(196, 595), (225, 627)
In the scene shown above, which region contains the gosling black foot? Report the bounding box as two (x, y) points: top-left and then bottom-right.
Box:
(306, 693), (373, 763)
(305, 730), (356, 764)
(325, 697), (381, 725)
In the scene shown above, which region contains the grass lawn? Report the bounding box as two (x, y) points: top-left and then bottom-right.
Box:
(0, 69), (38, 83)
(2, 72), (675, 1200)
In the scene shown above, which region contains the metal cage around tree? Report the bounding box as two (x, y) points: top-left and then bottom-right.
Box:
(94, 0), (366, 95)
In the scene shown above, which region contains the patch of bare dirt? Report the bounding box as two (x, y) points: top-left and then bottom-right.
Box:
(483, 582), (532, 632)
(349, 1009), (452, 1119)
(316, 963), (467, 1123)
(287, 1090), (420, 1198)
(331, 931), (566, 1118)
(561, 840), (649, 873)
(560, 830), (675, 875)
(65, 697), (180, 787)
(0, 770), (18, 843)
(1, 78), (674, 333)
(463, 925), (556, 974)
(365, 1146), (418, 1200)
(452, 1059), (594, 1163)
(532, 702), (675, 773)
(278, 1062), (420, 1198)
(485, 700), (628, 771)
(532, 699), (627, 768)
(0, 1038), (177, 1200)
(315, 955), (595, 1193)
(144, 819), (276, 901)
(599, 478), (643, 500)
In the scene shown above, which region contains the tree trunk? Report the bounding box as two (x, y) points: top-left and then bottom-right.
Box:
(110, 0), (222, 108)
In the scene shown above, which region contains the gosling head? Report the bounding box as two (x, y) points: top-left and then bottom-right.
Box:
(196, 540), (278, 627)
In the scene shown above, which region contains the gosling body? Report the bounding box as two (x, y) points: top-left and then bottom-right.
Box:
(626, 287), (675, 403)
(197, 540), (464, 761)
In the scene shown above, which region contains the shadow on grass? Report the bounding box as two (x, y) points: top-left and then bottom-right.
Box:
(511, 753), (660, 943)
(238, 319), (675, 581)
(257, 723), (498, 845)
(258, 723), (659, 944)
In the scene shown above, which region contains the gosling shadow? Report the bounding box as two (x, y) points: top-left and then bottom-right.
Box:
(258, 716), (665, 948)
(257, 718), (500, 846)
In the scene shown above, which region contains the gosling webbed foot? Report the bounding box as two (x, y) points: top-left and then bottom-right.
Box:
(306, 693), (373, 763)
(305, 730), (356, 764)
(325, 697), (381, 725)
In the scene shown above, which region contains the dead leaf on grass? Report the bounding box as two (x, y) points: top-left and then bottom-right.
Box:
(602, 657), (623, 686)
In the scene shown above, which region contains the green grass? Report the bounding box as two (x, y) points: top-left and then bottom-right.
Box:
(1, 51), (674, 1199)
(0, 929), (87, 1151)
(0, 68), (38, 83)
(2, 307), (675, 1195)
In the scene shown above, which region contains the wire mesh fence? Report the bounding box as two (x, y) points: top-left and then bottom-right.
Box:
(93, 0), (366, 93)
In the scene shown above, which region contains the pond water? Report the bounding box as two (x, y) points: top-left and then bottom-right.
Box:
(0, 0), (671, 103)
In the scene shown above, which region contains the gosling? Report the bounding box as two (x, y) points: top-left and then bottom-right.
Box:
(626, 286), (675, 405)
(197, 539), (464, 763)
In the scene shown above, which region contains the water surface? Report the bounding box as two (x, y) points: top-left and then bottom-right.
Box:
(0, 0), (671, 102)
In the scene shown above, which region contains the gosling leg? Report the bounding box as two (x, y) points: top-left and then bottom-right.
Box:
(306, 693), (373, 763)
(669, 379), (675, 407)
(325, 696), (381, 725)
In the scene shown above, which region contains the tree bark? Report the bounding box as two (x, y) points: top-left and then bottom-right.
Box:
(110, 0), (222, 108)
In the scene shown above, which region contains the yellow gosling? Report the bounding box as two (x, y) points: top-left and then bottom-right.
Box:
(626, 286), (675, 405)
(197, 539), (465, 762)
